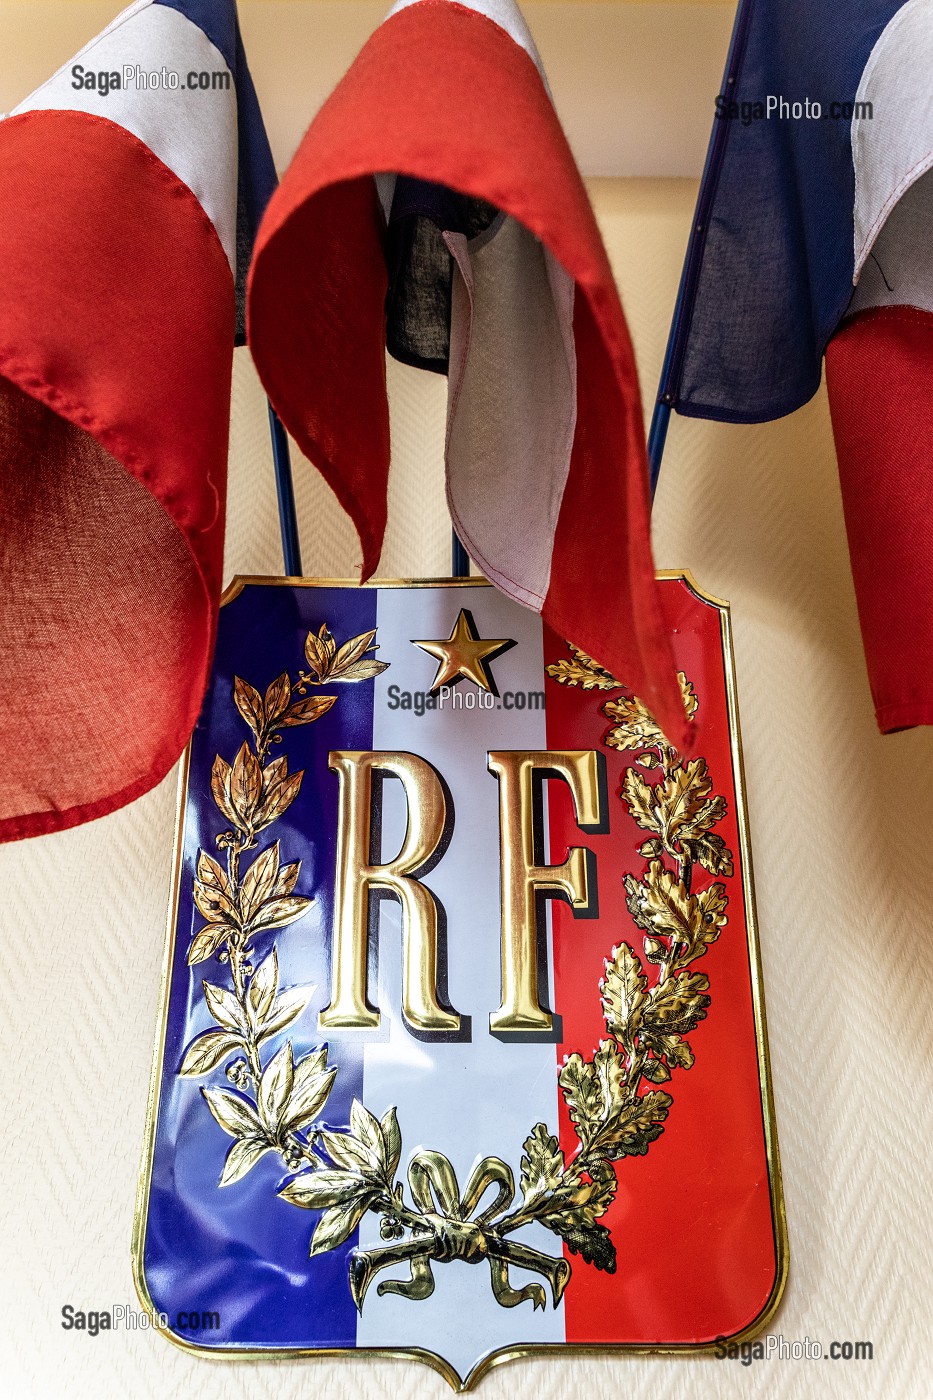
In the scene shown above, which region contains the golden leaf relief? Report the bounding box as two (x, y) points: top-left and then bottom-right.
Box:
(505, 661), (732, 1282)
(519, 1125), (566, 1201)
(642, 972), (711, 1039)
(178, 1029), (244, 1076)
(603, 693), (668, 752)
(600, 942), (648, 1045)
(181, 622), (391, 1178)
(546, 637), (698, 749)
(558, 1053), (606, 1144)
(603, 669), (698, 753)
(202, 1086), (263, 1140)
(233, 669), (338, 760)
(203, 982), (247, 1034)
(544, 642), (620, 691)
(622, 754), (733, 876)
(624, 859), (727, 962)
(678, 671), (699, 722)
(219, 1137), (276, 1188)
(247, 947), (278, 1026)
(233, 675), (265, 737)
(300, 625), (389, 687)
(282, 1050), (337, 1135)
(559, 662), (734, 1167)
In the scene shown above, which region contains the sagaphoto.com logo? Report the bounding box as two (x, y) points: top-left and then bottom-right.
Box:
(60, 1303), (221, 1336)
(716, 1334), (873, 1366)
(70, 63), (231, 97)
(715, 93), (873, 126)
(386, 684), (546, 717)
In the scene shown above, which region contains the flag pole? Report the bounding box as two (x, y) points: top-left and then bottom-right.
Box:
(646, 0), (753, 499)
(267, 400), (469, 580)
(452, 531), (470, 578)
(268, 403), (302, 576)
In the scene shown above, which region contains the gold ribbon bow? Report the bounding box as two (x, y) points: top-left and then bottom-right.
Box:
(349, 1149), (570, 1312)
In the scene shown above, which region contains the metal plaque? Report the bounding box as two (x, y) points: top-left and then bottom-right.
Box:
(134, 574), (786, 1387)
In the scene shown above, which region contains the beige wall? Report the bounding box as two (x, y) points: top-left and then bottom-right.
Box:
(1, 2), (737, 175)
(1, 6), (931, 1400)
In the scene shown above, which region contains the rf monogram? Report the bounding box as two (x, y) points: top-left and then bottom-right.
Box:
(319, 749), (604, 1037)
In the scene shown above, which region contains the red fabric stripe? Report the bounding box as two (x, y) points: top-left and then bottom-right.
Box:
(0, 112), (234, 840)
(545, 296), (678, 742)
(247, 0), (687, 751)
(825, 306), (933, 732)
(249, 176), (390, 576)
(543, 583), (777, 1343)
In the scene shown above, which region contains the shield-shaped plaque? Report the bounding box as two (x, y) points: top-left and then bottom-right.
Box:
(134, 573), (786, 1386)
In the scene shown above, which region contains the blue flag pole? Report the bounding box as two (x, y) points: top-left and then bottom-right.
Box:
(268, 400), (469, 581)
(646, 0), (753, 498)
(451, 531), (470, 578)
(268, 403), (302, 576)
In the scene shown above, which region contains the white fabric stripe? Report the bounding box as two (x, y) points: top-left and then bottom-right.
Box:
(852, 0), (933, 286)
(13, 1), (238, 273)
(386, 0), (548, 83)
(444, 220), (576, 612)
(848, 168), (933, 315)
(353, 586), (564, 1378)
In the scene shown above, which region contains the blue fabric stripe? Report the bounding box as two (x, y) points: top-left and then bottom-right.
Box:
(156, 0), (238, 74)
(672, 0), (907, 424)
(144, 584), (378, 1350)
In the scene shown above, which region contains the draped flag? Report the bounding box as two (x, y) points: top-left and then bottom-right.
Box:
(657, 0), (933, 732)
(247, 0), (688, 753)
(0, 0), (275, 841)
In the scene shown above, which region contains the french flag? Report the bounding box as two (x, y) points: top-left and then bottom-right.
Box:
(0, 0), (275, 841)
(656, 0), (933, 733)
(247, 0), (689, 754)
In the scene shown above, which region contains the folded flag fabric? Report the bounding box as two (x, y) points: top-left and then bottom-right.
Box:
(658, 0), (933, 732)
(0, 0), (275, 841)
(247, 0), (688, 752)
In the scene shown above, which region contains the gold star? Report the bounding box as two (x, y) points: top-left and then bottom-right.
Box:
(413, 609), (513, 693)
